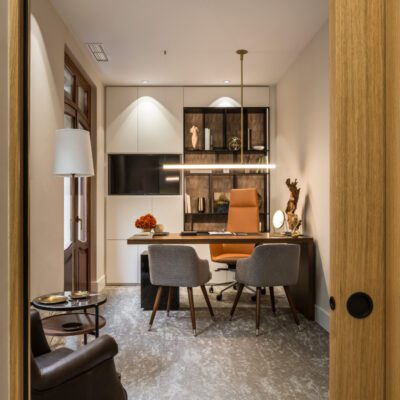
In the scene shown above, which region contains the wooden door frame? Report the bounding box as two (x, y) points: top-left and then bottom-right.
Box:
(7, 0), (400, 398)
(8, 0), (30, 398)
(63, 50), (95, 292)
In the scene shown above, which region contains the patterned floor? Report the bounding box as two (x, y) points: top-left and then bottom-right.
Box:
(54, 286), (329, 400)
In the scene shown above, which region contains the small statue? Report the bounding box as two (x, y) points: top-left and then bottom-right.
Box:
(228, 136), (241, 151)
(285, 178), (302, 233)
(190, 125), (199, 149)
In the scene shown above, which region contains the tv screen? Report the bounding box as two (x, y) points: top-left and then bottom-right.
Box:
(108, 154), (181, 195)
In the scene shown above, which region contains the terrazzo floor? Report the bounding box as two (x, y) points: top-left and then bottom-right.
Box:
(52, 286), (329, 400)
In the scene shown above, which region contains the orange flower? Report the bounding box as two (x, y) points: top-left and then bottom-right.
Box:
(135, 213), (157, 230)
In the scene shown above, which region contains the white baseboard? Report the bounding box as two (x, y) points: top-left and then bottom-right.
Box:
(315, 305), (329, 332)
(91, 275), (106, 292)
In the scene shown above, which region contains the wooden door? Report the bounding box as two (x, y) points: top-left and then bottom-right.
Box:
(330, 0), (400, 398)
(386, 0), (400, 398)
(63, 53), (92, 291)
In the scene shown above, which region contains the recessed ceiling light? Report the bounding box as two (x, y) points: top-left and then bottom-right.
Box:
(223, 80), (230, 84)
(142, 80), (149, 84)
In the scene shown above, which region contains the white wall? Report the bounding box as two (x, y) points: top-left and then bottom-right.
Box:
(271, 22), (329, 330)
(30, 0), (105, 298)
(0, 0), (10, 396)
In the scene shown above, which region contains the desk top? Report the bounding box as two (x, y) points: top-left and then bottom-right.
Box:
(127, 232), (313, 245)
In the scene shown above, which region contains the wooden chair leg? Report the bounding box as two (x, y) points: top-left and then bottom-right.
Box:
(200, 285), (215, 320)
(283, 286), (300, 326)
(166, 287), (173, 316)
(230, 283), (244, 320)
(269, 286), (276, 315)
(187, 287), (197, 336)
(256, 287), (261, 336)
(149, 286), (163, 331)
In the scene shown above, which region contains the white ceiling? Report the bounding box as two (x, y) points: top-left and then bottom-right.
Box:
(51, 0), (328, 86)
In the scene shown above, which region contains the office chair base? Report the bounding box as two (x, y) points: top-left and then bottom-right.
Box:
(216, 281), (237, 301)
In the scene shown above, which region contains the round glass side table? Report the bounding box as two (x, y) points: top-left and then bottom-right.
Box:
(31, 292), (107, 344)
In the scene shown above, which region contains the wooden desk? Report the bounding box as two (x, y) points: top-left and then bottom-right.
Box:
(127, 233), (315, 320)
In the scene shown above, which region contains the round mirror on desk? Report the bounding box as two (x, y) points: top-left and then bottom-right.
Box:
(272, 210), (285, 230)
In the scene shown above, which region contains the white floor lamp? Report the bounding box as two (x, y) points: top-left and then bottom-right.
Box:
(53, 128), (94, 298)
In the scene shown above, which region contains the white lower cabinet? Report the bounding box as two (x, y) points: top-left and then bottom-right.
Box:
(188, 244), (229, 285)
(106, 195), (183, 284)
(152, 196), (183, 232)
(106, 196), (152, 240)
(106, 240), (139, 284)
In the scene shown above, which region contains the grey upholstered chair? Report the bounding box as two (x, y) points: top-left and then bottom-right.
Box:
(148, 245), (215, 336)
(230, 243), (301, 335)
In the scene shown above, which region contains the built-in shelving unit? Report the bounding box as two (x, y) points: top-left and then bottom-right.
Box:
(183, 107), (270, 232)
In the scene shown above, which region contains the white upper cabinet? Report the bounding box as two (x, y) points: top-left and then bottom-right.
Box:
(106, 87), (138, 153)
(137, 87), (183, 153)
(183, 86), (270, 107)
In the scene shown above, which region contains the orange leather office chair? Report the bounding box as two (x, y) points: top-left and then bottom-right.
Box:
(209, 188), (260, 300)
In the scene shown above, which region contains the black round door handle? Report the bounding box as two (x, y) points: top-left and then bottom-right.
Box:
(329, 296), (336, 310)
(346, 292), (373, 319)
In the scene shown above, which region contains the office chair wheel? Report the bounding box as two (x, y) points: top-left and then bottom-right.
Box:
(209, 286), (214, 293)
(216, 294), (223, 301)
(261, 288), (266, 295)
(251, 295), (256, 302)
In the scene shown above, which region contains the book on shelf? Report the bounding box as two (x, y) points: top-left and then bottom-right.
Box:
(184, 193), (191, 213)
(189, 170), (212, 174)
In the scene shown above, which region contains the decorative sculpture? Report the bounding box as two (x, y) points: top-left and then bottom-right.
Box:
(285, 178), (302, 233)
(228, 136), (241, 151)
(190, 125), (199, 149)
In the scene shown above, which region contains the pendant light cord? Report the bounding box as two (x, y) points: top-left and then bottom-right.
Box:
(240, 52), (244, 164)
(237, 49), (247, 164)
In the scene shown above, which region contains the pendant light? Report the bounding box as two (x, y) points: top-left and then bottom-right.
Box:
(163, 50), (276, 172)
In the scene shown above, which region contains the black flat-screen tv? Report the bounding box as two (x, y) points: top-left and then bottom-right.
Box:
(108, 154), (181, 195)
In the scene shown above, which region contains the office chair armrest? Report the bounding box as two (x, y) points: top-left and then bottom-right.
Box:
(35, 335), (118, 391)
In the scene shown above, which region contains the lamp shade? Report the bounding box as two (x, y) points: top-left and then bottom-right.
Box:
(53, 129), (94, 177)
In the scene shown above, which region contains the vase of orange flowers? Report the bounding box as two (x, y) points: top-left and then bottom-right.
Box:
(135, 213), (157, 232)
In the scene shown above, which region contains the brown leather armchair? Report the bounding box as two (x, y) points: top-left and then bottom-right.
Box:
(209, 188), (260, 300)
(31, 309), (127, 400)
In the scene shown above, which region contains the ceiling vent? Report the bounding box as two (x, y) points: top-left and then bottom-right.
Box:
(86, 43), (108, 62)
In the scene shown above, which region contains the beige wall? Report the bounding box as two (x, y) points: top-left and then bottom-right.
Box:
(271, 22), (330, 330)
(0, 0), (10, 397)
(30, 0), (105, 298)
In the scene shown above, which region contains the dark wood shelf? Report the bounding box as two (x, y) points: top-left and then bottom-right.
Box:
(184, 149), (266, 154)
(185, 212), (265, 217)
(184, 172), (269, 177)
(183, 106), (270, 232)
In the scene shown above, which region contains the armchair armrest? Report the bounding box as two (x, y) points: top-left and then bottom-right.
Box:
(235, 257), (251, 282)
(35, 335), (118, 391)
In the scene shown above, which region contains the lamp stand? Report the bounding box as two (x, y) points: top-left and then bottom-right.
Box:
(70, 173), (88, 298)
(70, 173), (76, 296)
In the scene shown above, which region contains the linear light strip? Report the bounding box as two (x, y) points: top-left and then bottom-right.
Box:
(163, 163), (276, 170)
